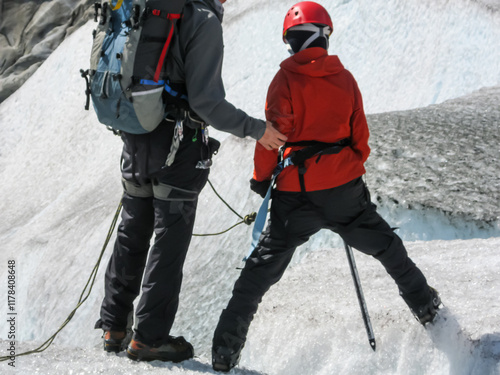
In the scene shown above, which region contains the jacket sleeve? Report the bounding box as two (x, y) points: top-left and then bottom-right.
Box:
(349, 77), (370, 164)
(182, 9), (265, 140)
(253, 70), (293, 181)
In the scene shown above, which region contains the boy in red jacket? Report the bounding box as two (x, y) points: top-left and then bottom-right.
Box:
(212, 2), (440, 372)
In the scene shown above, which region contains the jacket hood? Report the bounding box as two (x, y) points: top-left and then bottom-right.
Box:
(280, 47), (344, 77)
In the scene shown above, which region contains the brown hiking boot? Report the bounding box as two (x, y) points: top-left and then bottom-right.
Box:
(126, 336), (194, 362)
(103, 330), (127, 353)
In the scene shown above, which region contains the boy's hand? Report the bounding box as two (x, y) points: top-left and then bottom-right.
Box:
(258, 121), (287, 150)
(250, 179), (271, 198)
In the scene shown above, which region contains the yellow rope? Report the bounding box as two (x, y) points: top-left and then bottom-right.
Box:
(193, 212), (256, 237)
(0, 200), (123, 362)
(0, 180), (255, 360)
(192, 180), (256, 236)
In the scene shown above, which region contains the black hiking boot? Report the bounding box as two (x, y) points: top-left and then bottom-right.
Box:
(126, 336), (194, 362)
(407, 287), (442, 325)
(212, 345), (243, 372)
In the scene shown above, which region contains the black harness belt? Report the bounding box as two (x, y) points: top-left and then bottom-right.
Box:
(282, 138), (351, 193)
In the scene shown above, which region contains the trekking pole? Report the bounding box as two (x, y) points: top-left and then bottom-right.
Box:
(343, 241), (376, 351)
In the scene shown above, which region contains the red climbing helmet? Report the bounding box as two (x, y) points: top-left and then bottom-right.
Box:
(283, 1), (333, 42)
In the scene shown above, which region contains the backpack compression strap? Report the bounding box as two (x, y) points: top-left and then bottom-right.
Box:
(151, 10), (183, 82)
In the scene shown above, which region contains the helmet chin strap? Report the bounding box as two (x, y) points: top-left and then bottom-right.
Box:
(299, 24), (330, 52)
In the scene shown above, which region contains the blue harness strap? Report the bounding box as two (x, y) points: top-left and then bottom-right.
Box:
(243, 157), (293, 261)
(245, 184), (272, 260)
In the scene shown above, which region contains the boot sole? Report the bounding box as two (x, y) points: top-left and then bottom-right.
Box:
(213, 361), (232, 372)
(104, 339), (124, 353)
(212, 347), (239, 372)
(127, 348), (193, 362)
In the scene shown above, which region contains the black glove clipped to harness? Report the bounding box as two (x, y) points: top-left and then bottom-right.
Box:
(250, 178), (271, 198)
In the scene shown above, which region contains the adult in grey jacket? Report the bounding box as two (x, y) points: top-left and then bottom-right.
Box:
(95, 0), (286, 363)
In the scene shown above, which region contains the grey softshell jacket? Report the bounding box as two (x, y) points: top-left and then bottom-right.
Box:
(166, 0), (266, 140)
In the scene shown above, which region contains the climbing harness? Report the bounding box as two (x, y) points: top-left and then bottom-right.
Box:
(284, 138), (351, 193)
(244, 138), (350, 260)
(162, 80), (216, 169)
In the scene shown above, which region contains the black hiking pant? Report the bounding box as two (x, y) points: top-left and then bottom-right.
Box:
(213, 177), (430, 350)
(97, 121), (209, 346)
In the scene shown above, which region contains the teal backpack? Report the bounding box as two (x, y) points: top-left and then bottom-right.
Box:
(81, 0), (185, 134)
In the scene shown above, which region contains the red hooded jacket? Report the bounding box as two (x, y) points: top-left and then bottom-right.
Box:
(253, 47), (370, 192)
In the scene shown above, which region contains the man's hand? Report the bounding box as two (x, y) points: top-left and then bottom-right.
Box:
(257, 121), (287, 150)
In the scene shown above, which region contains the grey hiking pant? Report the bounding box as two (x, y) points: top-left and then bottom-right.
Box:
(213, 177), (430, 350)
(98, 186), (201, 346)
(97, 123), (209, 347)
